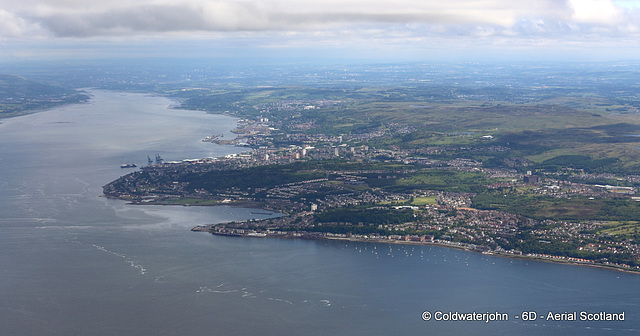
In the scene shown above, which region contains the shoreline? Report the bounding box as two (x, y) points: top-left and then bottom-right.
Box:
(333, 238), (640, 275)
(192, 224), (640, 275)
(102, 195), (275, 210)
(105, 195), (640, 275)
(0, 93), (91, 120)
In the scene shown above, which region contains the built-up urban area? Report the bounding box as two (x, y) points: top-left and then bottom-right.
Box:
(104, 108), (640, 273)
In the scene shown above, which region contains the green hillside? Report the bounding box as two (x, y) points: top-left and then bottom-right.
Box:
(0, 74), (89, 118)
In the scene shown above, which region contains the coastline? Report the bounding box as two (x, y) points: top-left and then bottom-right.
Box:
(104, 194), (640, 275)
(0, 93), (91, 120)
(104, 196), (277, 212)
(192, 223), (640, 275)
(97, 90), (640, 277)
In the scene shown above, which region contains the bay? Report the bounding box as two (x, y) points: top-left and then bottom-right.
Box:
(1, 90), (639, 335)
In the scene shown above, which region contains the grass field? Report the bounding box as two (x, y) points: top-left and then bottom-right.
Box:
(599, 221), (640, 237)
(410, 196), (438, 205)
(380, 196), (437, 206)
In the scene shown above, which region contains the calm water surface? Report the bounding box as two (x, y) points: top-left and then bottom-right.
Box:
(1, 90), (639, 335)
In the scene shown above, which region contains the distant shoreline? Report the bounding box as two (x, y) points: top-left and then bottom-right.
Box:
(0, 93), (90, 120)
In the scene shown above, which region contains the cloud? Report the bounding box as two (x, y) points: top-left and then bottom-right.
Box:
(569, 0), (623, 24)
(0, 8), (35, 37)
(1, 0), (639, 48)
(36, 5), (209, 37)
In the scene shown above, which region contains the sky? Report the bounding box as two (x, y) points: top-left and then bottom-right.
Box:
(2, 0), (640, 63)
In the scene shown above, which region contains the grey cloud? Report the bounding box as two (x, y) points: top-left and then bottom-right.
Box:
(8, 0), (640, 40)
(33, 6), (484, 38)
(35, 5), (208, 37)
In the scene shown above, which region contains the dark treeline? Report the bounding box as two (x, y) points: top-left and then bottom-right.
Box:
(315, 208), (416, 225)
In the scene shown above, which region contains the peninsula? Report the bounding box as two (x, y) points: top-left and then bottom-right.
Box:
(104, 64), (640, 273)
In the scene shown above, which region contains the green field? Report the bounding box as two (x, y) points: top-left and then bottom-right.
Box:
(410, 196), (438, 205)
(599, 221), (640, 238)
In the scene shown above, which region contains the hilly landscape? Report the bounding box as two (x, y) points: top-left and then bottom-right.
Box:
(0, 74), (89, 119)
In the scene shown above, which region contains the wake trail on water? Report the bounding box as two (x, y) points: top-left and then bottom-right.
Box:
(196, 284), (330, 307)
(90, 244), (147, 275)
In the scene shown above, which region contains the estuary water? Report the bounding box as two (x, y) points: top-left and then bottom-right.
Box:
(1, 90), (639, 335)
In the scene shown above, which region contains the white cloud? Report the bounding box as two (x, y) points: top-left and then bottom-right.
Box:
(0, 8), (39, 37)
(614, 0), (640, 9)
(2, 0), (640, 62)
(569, 0), (623, 24)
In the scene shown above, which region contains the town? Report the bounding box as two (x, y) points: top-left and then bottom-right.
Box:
(104, 109), (640, 273)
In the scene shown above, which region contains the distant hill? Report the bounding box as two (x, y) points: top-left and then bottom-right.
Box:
(0, 74), (70, 97)
(0, 74), (90, 118)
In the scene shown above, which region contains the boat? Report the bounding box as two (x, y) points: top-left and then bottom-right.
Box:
(120, 163), (137, 168)
(246, 232), (267, 238)
(202, 134), (222, 142)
